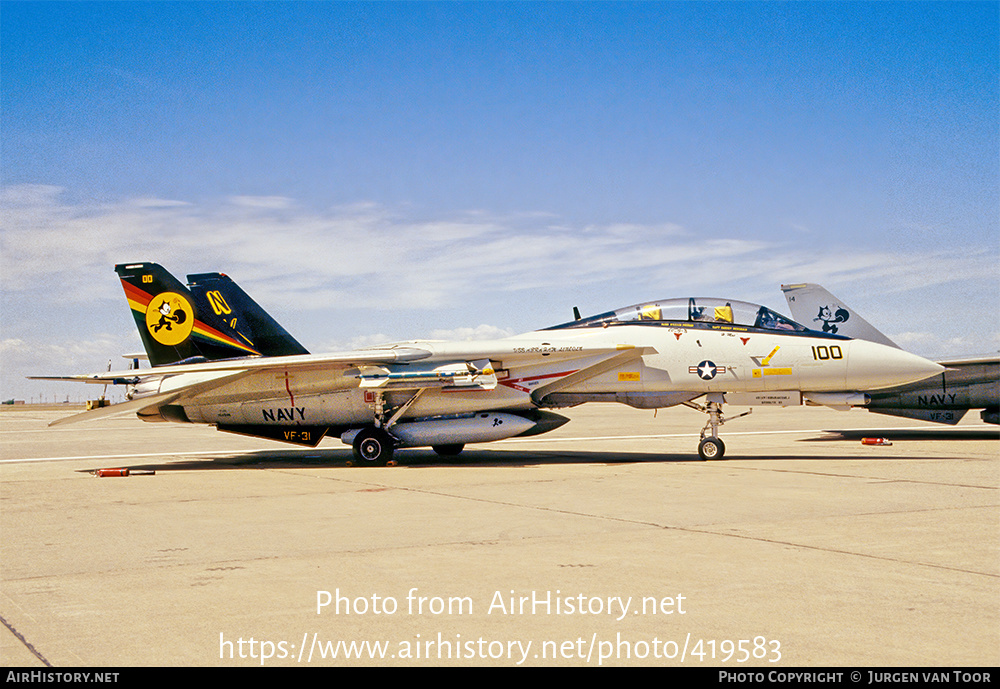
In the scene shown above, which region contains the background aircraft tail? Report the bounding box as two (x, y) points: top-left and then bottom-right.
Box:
(115, 262), (308, 366)
(781, 283), (899, 348)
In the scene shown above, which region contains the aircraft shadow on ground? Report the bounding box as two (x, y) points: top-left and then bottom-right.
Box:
(805, 428), (999, 442)
(72, 430), (992, 475)
(77, 448), (699, 474)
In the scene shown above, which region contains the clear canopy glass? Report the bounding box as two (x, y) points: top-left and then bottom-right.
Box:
(553, 297), (809, 332)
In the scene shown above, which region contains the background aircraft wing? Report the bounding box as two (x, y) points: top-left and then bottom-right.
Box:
(936, 354), (1000, 367)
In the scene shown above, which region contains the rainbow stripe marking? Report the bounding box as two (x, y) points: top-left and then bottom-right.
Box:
(120, 280), (261, 356)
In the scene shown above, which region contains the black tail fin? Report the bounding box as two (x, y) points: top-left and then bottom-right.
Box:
(116, 262), (206, 366)
(115, 262), (307, 366)
(186, 272), (309, 357)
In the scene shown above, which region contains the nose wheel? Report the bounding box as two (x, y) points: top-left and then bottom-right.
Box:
(684, 393), (750, 461)
(698, 436), (725, 460)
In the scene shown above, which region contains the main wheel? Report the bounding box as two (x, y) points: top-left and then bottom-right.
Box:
(698, 437), (725, 461)
(432, 444), (465, 457)
(352, 428), (395, 467)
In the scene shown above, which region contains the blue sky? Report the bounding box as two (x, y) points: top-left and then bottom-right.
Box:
(2, 1), (997, 402)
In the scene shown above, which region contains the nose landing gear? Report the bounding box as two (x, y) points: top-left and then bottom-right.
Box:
(684, 393), (751, 460)
(698, 436), (725, 461)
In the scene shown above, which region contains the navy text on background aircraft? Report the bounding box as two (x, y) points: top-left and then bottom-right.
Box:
(782, 283), (999, 426)
(32, 263), (946, 463)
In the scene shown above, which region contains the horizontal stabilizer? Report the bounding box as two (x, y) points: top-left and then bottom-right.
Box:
(48, 370), (248, 426)
(49, 390), (182, 427)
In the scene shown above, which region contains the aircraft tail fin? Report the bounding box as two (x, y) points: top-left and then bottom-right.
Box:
(116, 262), (303, 366)
(186, 272), (309, 357)
(780, 283), (899, 348)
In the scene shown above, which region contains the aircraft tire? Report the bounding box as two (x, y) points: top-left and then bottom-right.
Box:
(698, 437), (725, 461)
(432, 444), (465, 457)
(352, 428), (395, 467)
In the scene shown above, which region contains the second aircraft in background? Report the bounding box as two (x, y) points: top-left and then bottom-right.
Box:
(782, 283), (998, 426)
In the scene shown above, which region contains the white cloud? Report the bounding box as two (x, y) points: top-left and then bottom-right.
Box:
(1, 334), (128, 375)
(3, 186), (995, 313)
(5, 186), (762, 310)
(428, 324), (515, 341)
(227, 196), (295, 210)
(128, 198), (192, 209)
(2, 184), (996, 397)
(892, 330), (1000, 357)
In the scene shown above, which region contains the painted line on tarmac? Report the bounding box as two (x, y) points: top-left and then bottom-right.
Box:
(0, 449), (270, 464)
(1, 425), (953, 464)
(501, 428), (862, 443)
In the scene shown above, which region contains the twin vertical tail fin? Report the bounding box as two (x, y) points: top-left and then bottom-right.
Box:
(185, 271), (309, 358)
(780, 283), (900, 348)
(116, 263), (207, 366)
(115, 263), (308, 367)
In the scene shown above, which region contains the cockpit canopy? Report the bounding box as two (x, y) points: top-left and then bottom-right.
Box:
(551, 297), (810, 333)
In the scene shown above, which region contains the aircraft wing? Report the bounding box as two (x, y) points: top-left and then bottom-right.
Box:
(47, 370), (250, 426)
(528, 347), (651, 404)
(33, 347), (436, 425)
(37, 341), (659, 424)
(936, 353), (1000, 367)
(29, 346), (437, 384)
(35, 339), (656, 384)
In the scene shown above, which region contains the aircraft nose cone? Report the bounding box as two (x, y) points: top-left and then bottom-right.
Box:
(847, 341), (945, 390)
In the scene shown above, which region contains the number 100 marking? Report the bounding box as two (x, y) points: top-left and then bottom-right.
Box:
(812, 345), (843, 360)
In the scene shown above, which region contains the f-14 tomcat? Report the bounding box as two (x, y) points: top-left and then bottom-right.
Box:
(33, 263), (945, 463)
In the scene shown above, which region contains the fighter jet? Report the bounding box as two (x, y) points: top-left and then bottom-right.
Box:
(32, 263), (945, 462)
(782, 283), (999, 426)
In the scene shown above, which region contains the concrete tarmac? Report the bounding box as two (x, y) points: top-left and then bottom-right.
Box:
(1, 404), (997, 667)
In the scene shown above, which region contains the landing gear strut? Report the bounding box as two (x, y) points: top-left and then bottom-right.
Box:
(349, 389), (427, 467)
(684, 393), (751, 461)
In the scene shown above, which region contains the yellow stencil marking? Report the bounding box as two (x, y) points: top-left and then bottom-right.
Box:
(762, 345), (780, 366)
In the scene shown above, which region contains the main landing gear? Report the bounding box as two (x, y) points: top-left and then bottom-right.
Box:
(683, 393), (751, 461)
(350, 427), (396, 467)
(348, 390), (401, 467)
(348, 389), (429, 467)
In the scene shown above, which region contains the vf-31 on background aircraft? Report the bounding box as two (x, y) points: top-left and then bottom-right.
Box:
(32, 263), (946, 463)
(782, 283), (999, 426)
